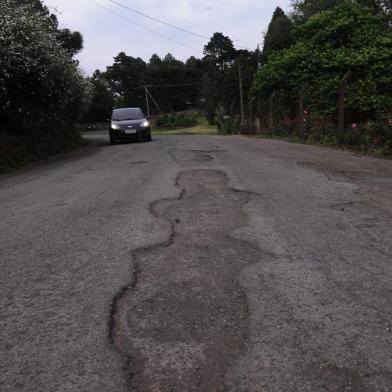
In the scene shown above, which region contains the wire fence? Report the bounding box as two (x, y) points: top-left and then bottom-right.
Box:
(219, 74), (392, 155)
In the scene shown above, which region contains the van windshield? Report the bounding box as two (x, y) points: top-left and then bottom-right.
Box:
(112, 108), (144, 121)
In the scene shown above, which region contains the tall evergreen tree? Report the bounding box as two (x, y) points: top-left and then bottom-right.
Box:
(291, 0), (392, 26)
(262, 7), (295, 61)
(203, 33), (237, 70)
(291, 0), (340, 22)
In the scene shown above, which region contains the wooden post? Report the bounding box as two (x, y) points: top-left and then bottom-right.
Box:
(230, 101), (236, 118)
(338, 71), (352, 132)
(239, 66), (245, 126)
(299, 83), (308, 120)
(268, 91), (276, 131)
(299, 83), (308, 132)
(255, 118), (261, 133)
(249, 96), (256, 133)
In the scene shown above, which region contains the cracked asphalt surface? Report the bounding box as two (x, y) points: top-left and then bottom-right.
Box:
(1, 132), (391, 391)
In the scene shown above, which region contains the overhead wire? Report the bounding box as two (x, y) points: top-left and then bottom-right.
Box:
(147, 83), (203, 88)
(106, 0), (209, 39)
(87, 0), (203, 54)
(91, 0), (255, 51)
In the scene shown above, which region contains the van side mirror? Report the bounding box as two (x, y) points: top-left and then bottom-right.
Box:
(106, 118), (110, 123)
(146, 116), (151, 120)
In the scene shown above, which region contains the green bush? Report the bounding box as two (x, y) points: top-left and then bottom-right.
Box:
(263, 117), (392, 156)
(218, 117), (241, 134)
(154, 112), (198, 128)
(254, 3), (392, 119)
(0, 1), (91, 170)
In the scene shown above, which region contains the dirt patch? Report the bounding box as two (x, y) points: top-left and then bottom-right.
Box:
(111, 169), (261, 391)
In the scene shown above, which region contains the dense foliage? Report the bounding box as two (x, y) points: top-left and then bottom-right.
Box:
(0, 0), (90, 170)
(83, 71), (113, 123)
(154, 112), (199, 128)
(262, 7), (295, 61)
(100, 52), (204, 114)
(254, 3), (392, 120)
(3, 0), (390, 163)
(291, 0), (392, 26)
(203, 33), (237, 70)
(92, 34), (257, 126)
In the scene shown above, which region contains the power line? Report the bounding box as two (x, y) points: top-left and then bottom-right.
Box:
(87, 0), (203, 54)
(147, 83), (203, 88)
(103, 0), (254, 51)
(106, 0), (209, 40)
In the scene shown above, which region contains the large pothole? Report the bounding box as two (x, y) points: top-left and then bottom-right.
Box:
(111, 169), (261, 391)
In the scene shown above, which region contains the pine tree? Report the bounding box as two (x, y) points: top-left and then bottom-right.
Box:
(262, 7), (295, 61)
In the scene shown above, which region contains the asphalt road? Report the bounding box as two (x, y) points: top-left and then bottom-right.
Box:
(1, 131), (391, 391)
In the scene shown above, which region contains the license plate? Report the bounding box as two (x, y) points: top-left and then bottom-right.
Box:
(125, 129), (137, 134)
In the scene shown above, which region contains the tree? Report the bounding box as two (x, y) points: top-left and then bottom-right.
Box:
(201, 73), (219, 123)
(262, 7), (295, 61)
(0, 0), (90, 168)
(291, 0), (392, 26)
(357, 0), (392, 26)
(291, 0), (341, 22)
(58, 29), (84, 57)
(83, 71), (113, 122)
(203, 32), (237, 70)
(149, 54), (163, 67)
(106, 53), (147, 109)
(15, 0), (85, 56)
(253, 3), (392, 119)
(146, 53), (188, 111)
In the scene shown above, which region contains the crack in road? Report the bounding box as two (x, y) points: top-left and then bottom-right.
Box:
(110, 160), (262, 390)
(168, 149), (214, 166)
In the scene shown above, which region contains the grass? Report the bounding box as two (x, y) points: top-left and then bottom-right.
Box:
(153, 124), (218, 136)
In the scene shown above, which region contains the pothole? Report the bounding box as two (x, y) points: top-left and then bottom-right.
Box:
(111, 169), (261, 391)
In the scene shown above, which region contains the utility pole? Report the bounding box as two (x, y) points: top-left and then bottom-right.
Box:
(239, 65), (245, 126)
(144, 85), (150, 116)
(257, 43), (261, 69)
(256, 44), (261, 120)
(268, 90), (276, 131)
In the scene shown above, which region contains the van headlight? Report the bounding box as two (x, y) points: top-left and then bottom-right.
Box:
(141, 121), (150, 127)
(111, 123), (120, 130)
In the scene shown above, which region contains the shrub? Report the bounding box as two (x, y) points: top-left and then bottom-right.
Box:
(154, 112), (198, 128)
(254, 3), (392, 119)
(0, 1), (91, 169)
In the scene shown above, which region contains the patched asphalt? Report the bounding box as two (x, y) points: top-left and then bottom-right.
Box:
(1, 132), (391, 391)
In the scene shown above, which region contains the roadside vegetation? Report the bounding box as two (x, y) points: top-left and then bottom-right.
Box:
(1, 0), (391, 172)
(0, 0), (90, 172)
(153, 112), (217, 135)
(254, 1), (392, 156)
(88, 0), (391, 156)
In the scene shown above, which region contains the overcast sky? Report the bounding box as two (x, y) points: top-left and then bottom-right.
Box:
(43, 0), (292, 75)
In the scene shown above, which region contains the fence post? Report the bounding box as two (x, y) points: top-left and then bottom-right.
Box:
(299, 83), (308, 119)
(230, 101), (236, 118)
(249, 96), (256, 133)
(338, 71), (352, 132)
(268, 91), (276, 131)
(299, 83), (308, 133)
(239, 66), (245, 126)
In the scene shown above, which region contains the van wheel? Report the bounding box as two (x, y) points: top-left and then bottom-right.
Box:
(146, 131), (152, 142)
(109, 135), (115, 145)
